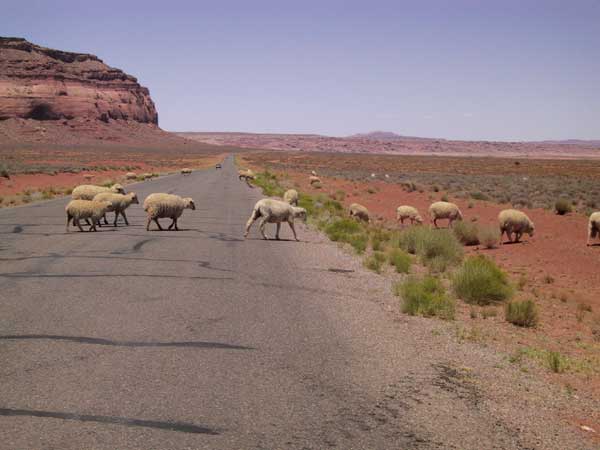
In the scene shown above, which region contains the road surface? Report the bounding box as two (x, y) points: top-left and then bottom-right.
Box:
(0, 157), (593, 449)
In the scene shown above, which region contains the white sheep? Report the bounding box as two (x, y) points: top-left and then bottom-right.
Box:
(71, 183), (126, 200)
(349, 203), (370, 222)
(309, 175), (321, 185)
(143, 193), (195, 231)
(429, 201), (463, 228)
(125, 172), (137, 180)
(66, 200), (112, 232)
(396, 205), (423, 225)
(238, 169), (255, 181)
(181, 168), (192, 175)
(244, 198), (307, 241)
(283, 189), (299, 206)
(587, 212), (600, 246)
(311, 170), (317, 176)
(498, 209), (535, 243)
(93, 192), (139, 226)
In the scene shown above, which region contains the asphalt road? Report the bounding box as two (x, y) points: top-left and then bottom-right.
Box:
(0, 157), (594, 450)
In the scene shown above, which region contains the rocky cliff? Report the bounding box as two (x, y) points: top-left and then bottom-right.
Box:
(0, 37), (158, 124)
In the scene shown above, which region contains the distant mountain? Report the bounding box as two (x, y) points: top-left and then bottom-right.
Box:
(349, 131), (434, 141)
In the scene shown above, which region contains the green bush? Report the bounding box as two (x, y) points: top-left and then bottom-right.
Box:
(478, 226), (500, 249)
(324, 218), (368, 253)
(505, 299), (538, 327)
(388, 248), (411, 273)
(364, 251), (386, 273)
(555, 198), (572, 215)
(547, 351), (567, 373)
(452, 221), (480, 246)
(452, 255), (513, 305)
(395, 276), (455, 320)
(254, 171), (285, 197)
(398, 227), (463, 272)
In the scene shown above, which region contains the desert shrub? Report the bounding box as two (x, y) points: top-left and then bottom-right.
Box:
(364, 251), (386, 273)
(398, 227), (463, 272)
(505, 299), (538, 327)
(388, 248), (411, 273)
(312, 181), (322, 189)
(453, 221), (480, 246)
(101, 179), (115, 188)
(332, 190), (346, 201)
(395, 276), (455, 320)
(370, 227), (391, 251)
(254, 171), (285, 197)
(0, 163), (9, 179)
(440, 194), (449, 202)
(367, 187), (376, 194)
(402, 181), (417, 192)
(324, 218), (368, 253)
(555, 198), (572, 215)
(547, 351), (567, 373)
(470, 191), (489, 201)
(478, 226), (500, 249)
(452, 255), (513, 305)
(26, 102), (60, 120)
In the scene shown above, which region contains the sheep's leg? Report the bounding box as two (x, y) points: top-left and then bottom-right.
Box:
(75, 218), (84, 232)
(288, 221), (299, 241)
(154, 218), (164, 231)
(275, 222), (281, 240)
(113, 211), (120, 227)
(121, 210), (129, 226)
(258, 217), (269, 239)
(433, 218), (438, 228)
(146, 216), (152, 231)
(168, 218), (178, 231)
(103, 214), (109, 225)
(66, 213), (72, 232)
(89, 219), (97, 232)
(244, 209), (260, 238)
(515, 232), (522, 243)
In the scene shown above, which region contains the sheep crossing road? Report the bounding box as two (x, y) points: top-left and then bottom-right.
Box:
(0, 157), (593, 450)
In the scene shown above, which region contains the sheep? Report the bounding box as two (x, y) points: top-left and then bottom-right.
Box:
(72, 183), (126, 200)
(244, 198), (307, 241)
(309, 175), (321, 185)
(66, 200), (112, 232)
(311, 170), (317, 176)
(83, 174), (93, 182)
(181, 168), (192, 175)
(141, 173), (153, 180)
(143, 193), (195, 231)
(283, 189), (299, 206)
(588, 212), (600, 246)
(396, 205), (423, 225)
(349, 203), (370, 222)
(125, 172), (137, 180)
(429, 201), (463, 228)
(93, 192), (139, 226)
(238, 169), (255, 181)
(498, 209), (535, 243)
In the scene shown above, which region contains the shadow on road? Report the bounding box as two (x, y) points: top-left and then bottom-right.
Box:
(0, 334), (254, 350)
(0, 408), (219, 435)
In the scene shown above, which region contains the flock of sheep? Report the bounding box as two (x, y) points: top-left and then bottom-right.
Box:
(63, 166), (600, 247)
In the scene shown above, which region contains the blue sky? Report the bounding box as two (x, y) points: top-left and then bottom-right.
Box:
(2, 0), (599, 140)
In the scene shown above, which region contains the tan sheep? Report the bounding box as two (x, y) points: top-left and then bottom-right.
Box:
(283, 189), (299, 206)
(498, 209), (535, 244)
(93, 192), (139, 226)
(125, 172), (137, 180)
(238, 169), (255, 181)
(396, 205), (423, 225)
(72, 183), (125, 200)
(429, 201), (463, 228)
(244, 198), (307, 241)
(143, 193), (195, 231)
(311, 170), (317, 176)
(349, 203), (370, 222)
(181, 168), (192, 175)
(587, 211), (600, 246)
(309, 175), (321, 185)
(66, 200), (112, 232)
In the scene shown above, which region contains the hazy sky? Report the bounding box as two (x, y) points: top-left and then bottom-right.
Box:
(2, 0), (600, 140)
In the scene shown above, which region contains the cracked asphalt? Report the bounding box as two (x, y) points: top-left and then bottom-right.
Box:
(0, 156), (595, 449)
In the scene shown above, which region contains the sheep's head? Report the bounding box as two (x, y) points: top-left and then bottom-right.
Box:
(183, 198), (196, 210)
(293, 207), (307, 221)
(527, 220), (535, 236)
(112, 183), (125, 194)
(129, 193), (139, 204)
(415, 214), (424, 224)
(456, 209), (464, 221)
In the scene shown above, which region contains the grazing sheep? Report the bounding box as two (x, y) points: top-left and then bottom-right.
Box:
(311, 170), (317, 176)
(141, 173), (153, 180)
(72, 183), (126, 200)
(429, 201), (463, 228)
(396, 205), (423, 225)
(349, 203), (370, 222)
(66, 200), (112, 232)
(93, 192), (139, 226)
(181, 168), (192, 175)
(587, 212), (600, 246)
(125, 172), (137, 180)
(143, 193), (195, 231)
(309, 175), (321, 185)
(244, 198), (307, 241)
(371, 173), (376, 178)
(498, 209), (535, 243)
(283, 189), (299, 206)
(238, 169), (255, 181)
(83, 174), (93, 182)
